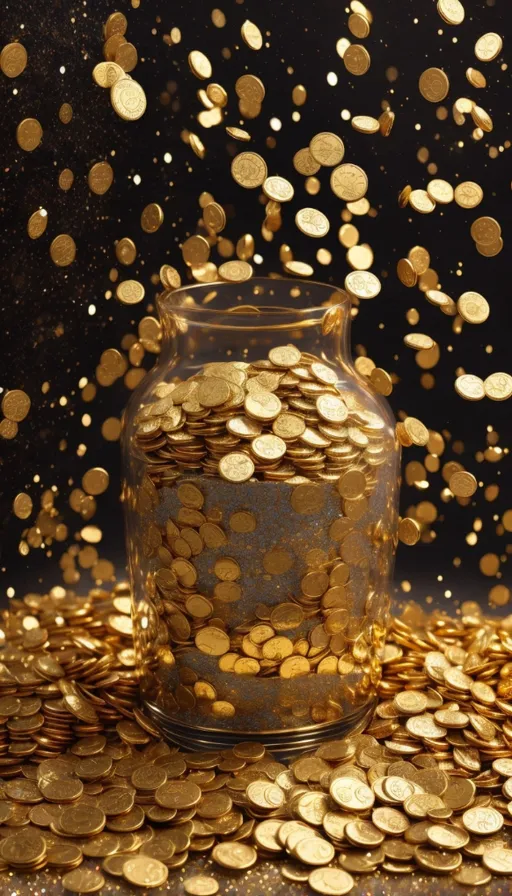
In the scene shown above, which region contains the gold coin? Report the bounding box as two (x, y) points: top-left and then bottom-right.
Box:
(123, 856), (168, 888)
(409, 189), (436, 214)
(231, 151), (267, 188)
(344, 44), (371, 76)
(50, 233), (76, 266)
(1, 42), (28, 77)
(455, 373), (484, 400)
(241, 19), (263, 50)
(296, 207), (330, 238)
(218, 260), (253, 282)
(61, 869), (105, 893)
(345, 270), (381, 299)
(294, 838), (335, 866)
(463, 806), (503, 836)
(404, 333), (434, 350)
(27, 208), (48, 239)
(284, 259), (314, 277)
(466, 67), (486, 89)
(397, 258), (418, 287)
(457, 291), (489, 324)
(331, 164), (368, 201)
(115, 41), (138, 72)
(470, 216), (500, 245)
(251, 433), (287, 461)
(188, 50), (212, 79)
(484, 372), (512, 401)
(116, 279), (145, 304)
(2, 389), (31, 422)
(310, 133), (345, 167)
(330, 776), (374, 811)
(426, 179), (453, 204)
(116, 237), (137, 265)
(93, 60), (125, 87)
(141, 203), (164, 233)
(226, 126), (251, 141)
(437, 0), (465, 25)
(449, 470), (477, 497)
(308, 867), (355, 895)
(398, 517), (421, 545)
(348, 12), (370, 37)
(16, 117), (42, 150)
(212, 842), (258, 870)
(194, 627), (230, 655)
(414, 847), (462, 873)
(351, 115), (379, 134)
(427, 824), (469, 850)
(218, 452), (255, 483)
(475, 32), (503, 62)
(88, 161), (114, 195)
(483, 847), (512, 874)
(379, 109), (395, 136)
(235, 74), (265, 103)
(203, 202), (226, 233)
(419, 67), (450, 102)
(280, 656), (310, 678)
(184, 875), (219, 896)
(12, 492), (33, 519)
(111, 78), (146, 120)
(294, 147), (321, 175)
(263, 175), (294, 202)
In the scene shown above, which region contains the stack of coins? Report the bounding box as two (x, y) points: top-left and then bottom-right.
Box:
(0, 586), (512, 890)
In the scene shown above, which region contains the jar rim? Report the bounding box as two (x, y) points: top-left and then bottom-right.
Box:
(157, 277), (350, 322)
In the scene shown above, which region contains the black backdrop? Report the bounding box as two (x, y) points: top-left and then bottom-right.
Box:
(1, 0), (510, 610)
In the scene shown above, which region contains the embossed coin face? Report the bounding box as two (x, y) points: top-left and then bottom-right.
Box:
(330, 776), (375, 811)
(308, 867), (355, 895)
(463, 806), (503, 836)
(309, 133), (345, 166)
(484, 372), (512, 401)
(457, 291), (490, 324)
(123, 855), (169, 888)
(263, 176), (294, 202)
(231, 152), (268, 188)
(212, 842), (258, 870)
(455, 373), (485, 401)
(296, 207), (330, 238)
(419, 67), (449, 102)
(1, 42), (28, 77)
(475, 32), (503, 62)
(344, 44), (371, 75)
(93, 61), (125, 87)
(437, 0), (465, 25)
(111, 78), (147, 120)
(345, 270), (381, 299)
(330, 164), (368, 201)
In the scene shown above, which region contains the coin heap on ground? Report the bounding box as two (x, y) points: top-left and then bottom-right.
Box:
(0, 588), (512, 890)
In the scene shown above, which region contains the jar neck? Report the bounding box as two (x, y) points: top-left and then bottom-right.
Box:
(158, 302), (353, 374)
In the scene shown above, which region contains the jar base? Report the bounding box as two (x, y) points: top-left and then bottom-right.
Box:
(144, 698), (377, 761)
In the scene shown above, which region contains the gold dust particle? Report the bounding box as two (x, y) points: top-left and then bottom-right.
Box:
(50, 234), (76, 267)
(88, 161), (114, 195)
(418, 68), (450, 102)
(27, 209), (48, 239)
(141, 203), (164, 233)
(101, 417), (122, 441)
(2, 389), (31, 422)
(188, 50), (212, 80)
(1, 42), (28, 77)
(241, 20), (263, 51)
(211, 9), (226, 28)
(16, 118), (43, 151)
(116, 280), (145, 305)
(82, 467), (110, 496)
(12, 493), (33, 520)
(111, 78), (147, 121)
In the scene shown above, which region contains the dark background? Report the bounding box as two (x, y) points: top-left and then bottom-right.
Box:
(0, 0), (510, 611)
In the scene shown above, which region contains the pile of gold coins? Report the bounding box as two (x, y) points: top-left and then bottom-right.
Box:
(2, 585), (512, 891)
(135, 342), (387, 487)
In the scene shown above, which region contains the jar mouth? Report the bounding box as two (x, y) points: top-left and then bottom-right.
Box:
(157, 277), (349, 330)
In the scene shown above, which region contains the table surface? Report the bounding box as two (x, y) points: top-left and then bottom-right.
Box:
(2, 852), (499, 895)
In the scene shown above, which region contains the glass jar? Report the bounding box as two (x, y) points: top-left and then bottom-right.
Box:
(122, 278), (400, 756)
